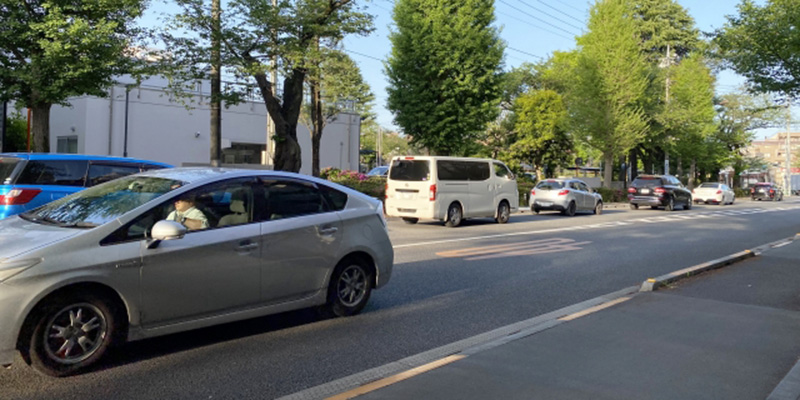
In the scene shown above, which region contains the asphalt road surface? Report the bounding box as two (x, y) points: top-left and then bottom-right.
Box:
(2, 198), (799, 400)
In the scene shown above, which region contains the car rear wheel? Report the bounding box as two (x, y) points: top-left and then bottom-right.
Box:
(630, 203), (639, 210)
(496, 202), (510, 224)
(445, 203), (463, 227)
(665, 196), (675, 211)
(402, 217), (419, 224)
(594, 202), (603, 215)
(28, 295), (117, 377)
(532, 207), (540, 214)
(323, 258), (374, 317)
(685, 200), (692, 210)
(562, 201), (576, 217)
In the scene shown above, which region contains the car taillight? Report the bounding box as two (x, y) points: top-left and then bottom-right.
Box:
(627, 187), (636, 193)
(654, 187), (666, 194)
(530, 189), (535, 195)
(692, 189), (695, 194)
(385, 183), (389, 199)
(0, 188), (42, 205)
(716, 190), (722, 194)
(770, 189), (775, 194)
(429, 184), (437, 201)
(557, 190), (569, 196)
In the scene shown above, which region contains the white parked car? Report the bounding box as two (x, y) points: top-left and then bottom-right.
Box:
(692, 182), (735, 205)
(0, 168), (393, 376)
(529, 178), (603, 216)
(385, 156), (519, 227)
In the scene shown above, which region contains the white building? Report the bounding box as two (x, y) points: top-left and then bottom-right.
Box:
(45, 76), (361, 175)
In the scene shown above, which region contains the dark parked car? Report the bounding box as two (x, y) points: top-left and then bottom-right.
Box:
(750, 182), (783, 201)
(627, 174), (692, 211)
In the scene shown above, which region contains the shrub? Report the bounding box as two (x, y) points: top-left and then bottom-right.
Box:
(594, 187), (628, 203)
(517, 179), (535, 206)
(323, 168), (385, 199)
(734, 188), (750, 198)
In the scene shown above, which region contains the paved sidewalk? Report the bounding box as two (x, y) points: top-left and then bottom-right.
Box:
(333, 237), (800, 400)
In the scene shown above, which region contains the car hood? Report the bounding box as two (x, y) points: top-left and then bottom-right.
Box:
(0, 216), (84, 259)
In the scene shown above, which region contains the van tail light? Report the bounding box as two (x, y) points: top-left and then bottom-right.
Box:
(716, 190), (722, 194)
(627, 187), (636, 194)
(750, 188), (755, 194)
(692, 189), (695, 194)
(385, 183), (389, 199)
(0, 188), (42, 205)
(557, 190), (569, 196)
(429, 184), (437, 201)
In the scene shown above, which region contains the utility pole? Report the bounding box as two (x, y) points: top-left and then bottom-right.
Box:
(662, 44), (672, 175)
(209, 0), (222, 167)
(786, 102), (792, 196)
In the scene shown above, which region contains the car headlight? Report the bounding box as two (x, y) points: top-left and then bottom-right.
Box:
(0, 258), (42, 282)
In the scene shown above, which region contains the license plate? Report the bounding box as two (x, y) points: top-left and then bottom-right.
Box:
(759, 189), (765, 193)
(641, 188), (650, 194)
(396, 193), (412, 200)
(538, 201), (553, 207)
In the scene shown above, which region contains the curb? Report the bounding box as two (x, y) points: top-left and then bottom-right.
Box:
(639, 234), (800, 292)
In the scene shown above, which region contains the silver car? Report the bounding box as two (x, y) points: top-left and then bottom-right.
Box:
(529, 179), (603, 216)
(0, 168), (393, 376)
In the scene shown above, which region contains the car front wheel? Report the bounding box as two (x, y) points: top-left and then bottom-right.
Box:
(594, 202), (603, 215)
(28, 295), (117, 377)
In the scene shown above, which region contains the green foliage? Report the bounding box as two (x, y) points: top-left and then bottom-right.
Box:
(360, 120), (413, 167)
(3, 112), (28, 152)
(516, 178), (535, 206)
(0, 0), (148, 150)
(734, 188), (751, 198)
(321, 167), (385, 199)
(568, 0), (651, 186)
(505, 90), (572, 180)
(386, 0), (504, 156)
(594, 187), (628, 203)
(715, 0), (800, 99)
(630, 0), (700, 60)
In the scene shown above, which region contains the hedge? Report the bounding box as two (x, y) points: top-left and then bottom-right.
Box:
(322, 168), (385, 199)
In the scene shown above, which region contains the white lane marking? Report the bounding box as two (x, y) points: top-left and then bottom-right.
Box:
(392, 206), (800, 250)
(436, 238), (592, 261)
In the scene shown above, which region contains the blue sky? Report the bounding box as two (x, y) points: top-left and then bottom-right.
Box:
(141, 0), (791, 139)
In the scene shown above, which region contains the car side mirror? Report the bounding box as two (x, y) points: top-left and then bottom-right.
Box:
(148, 220), (187, 249)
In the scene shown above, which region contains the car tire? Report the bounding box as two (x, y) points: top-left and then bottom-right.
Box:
(402, 217), (419, 224)
(444, 203), (463, 227)
(685, 200), (692, 210)
(496, 201), (510, 224)
(28, 294), (118, 377)
(563, 201), (576, 217)
(323, 257), (374, 318)
(630, 203), (639, 210)
(665, 196), (675, 212)
(594, 201), (603, 215)
(533, 207), (540, 214)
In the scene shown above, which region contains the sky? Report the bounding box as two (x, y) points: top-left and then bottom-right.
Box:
(140, 0), (791, 140)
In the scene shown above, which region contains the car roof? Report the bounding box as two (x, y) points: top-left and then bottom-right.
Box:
(136, 167), (340, 187)
(1, 153), (172, 167)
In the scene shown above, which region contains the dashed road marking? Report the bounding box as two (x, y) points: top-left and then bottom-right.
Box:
(436, 238), (592, 261)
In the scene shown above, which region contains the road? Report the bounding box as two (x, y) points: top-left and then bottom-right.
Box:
(2, 199), (799, 399)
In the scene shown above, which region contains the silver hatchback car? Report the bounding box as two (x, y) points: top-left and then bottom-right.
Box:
(529, 178), (603, 216)
(0, 168), (393, 376)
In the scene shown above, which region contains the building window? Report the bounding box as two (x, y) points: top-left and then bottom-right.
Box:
(57, 136), (78, 154)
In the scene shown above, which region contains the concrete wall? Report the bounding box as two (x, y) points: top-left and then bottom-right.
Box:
(47, 78), (361, 175)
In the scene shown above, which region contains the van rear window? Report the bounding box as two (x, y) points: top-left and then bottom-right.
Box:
(389, 160), (430, 181)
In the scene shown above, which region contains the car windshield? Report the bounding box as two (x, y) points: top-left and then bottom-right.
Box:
(699, 183), (720, 188)
(368, 166), (388, 176)
(0, 157), (21, 185)
(20, 176), (183, 228)
(389, 160), (430, 181)
(536, 180), (564, 190)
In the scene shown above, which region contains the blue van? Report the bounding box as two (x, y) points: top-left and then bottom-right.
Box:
(0, 153), (172, 219)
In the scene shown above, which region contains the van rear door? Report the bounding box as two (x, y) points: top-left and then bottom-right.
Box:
(386, 159), (432, 216)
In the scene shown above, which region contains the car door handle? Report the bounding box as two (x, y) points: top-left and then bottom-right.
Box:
(236, 241), (259, 251)
(318, 226), (339, 235)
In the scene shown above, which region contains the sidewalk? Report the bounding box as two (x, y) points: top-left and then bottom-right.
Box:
(328, 236), (800, 400)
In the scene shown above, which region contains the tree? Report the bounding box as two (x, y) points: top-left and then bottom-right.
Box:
(385, 0), (504, 156)
(360, 120), (411, 167)
(505, 90), (571, 180)
(715, 0), (800, 99)
(568, 0), (650, 187)
(0, 0), (147, 152)
(2, 111), (28, 152)
(163, 0), (372, 172)
(304, 48), (374, 176)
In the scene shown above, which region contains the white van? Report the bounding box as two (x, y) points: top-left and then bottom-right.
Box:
(385, 156), (519, 227)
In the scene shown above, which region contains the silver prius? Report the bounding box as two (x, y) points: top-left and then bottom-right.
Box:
(0, 168), (393, 376)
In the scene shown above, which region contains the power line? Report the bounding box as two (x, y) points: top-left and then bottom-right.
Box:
(497, 0), (579, 37)
(549, 0), (586, 15)
(533, 0), (584, 25)
(507, 46), (545, 60)
(496, 10), (573, 40)
(516, 0), (584, 32)
(344, 49), (384, 63)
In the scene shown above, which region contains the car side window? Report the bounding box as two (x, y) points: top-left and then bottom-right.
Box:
(261, 179), (326, 221)
(578, 182), (589, 192)
(570, 181), (581, 191)
(100, 178), (256, 245)
(16, 160), (88, 186)
(87, 164), (141, 187)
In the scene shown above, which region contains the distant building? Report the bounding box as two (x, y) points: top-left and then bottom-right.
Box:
(743, 131), (800, 188)
(40, 76), (360, 175)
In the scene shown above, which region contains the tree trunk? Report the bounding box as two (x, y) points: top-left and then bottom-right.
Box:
(31, 103), (51, 153)
(209, 0), (222, 167)
(603, 152), (613, 188)
(535, 165), (544, 181)
(689, 158), (697, 190)
(677, 157), (683, 181)
(629, 149), (638, 181)
(310, 78), (323, 176)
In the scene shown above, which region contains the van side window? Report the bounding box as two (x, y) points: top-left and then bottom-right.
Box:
(493, 162), (511, 179)
(438, 160), (490, 181)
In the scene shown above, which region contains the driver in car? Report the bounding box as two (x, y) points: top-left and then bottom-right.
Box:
(167, 195), (209, 231)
